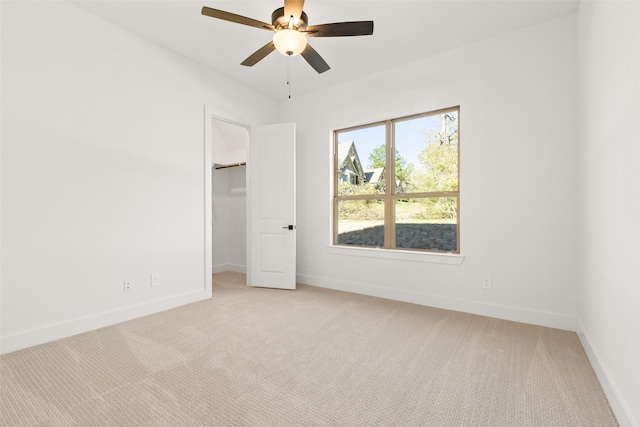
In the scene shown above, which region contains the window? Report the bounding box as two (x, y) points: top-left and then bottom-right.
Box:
(333, 107), (460, 253)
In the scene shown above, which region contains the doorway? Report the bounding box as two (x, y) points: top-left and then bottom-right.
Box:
(204, 106), (297, 291)
(210, 118), (249, 275)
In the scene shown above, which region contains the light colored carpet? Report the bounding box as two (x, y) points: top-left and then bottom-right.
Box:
(1, 272), (618, 426)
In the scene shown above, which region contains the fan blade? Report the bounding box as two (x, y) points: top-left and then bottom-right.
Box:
(284, 0), (305, 23)
(201, 7), (275, 31)
(241, 41), (276, 67)
(301, 43), (330, 74)
(306, 21), (374, 37)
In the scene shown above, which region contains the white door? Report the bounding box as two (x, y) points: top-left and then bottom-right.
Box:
(248, 123), (296, 289)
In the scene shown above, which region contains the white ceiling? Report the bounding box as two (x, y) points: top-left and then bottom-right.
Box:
(70, 0), (579, 101)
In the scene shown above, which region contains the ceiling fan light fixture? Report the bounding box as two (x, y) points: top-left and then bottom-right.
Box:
(273, 29), (307, 56)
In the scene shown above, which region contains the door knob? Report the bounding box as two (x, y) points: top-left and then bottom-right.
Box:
(282, 225), (295, 230)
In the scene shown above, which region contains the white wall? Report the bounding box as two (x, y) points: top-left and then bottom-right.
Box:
(212, 166), (246, 273)
(211, 119), (247, 167)
(0, 1), (278, 353)
(228, 166), (247, 270)
(212, 166), (231, 270)
(576, 2), (640, 426)
(282, 14), (579, 330)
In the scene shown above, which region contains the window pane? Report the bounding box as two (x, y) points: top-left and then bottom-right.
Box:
(336, 124), (386, 196)
(394, 110), (458, 194)
(395, 198), (457, 252)
(337, 199), (384, 247)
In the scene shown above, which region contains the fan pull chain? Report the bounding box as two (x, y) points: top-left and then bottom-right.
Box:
(287, 54), (292, 99)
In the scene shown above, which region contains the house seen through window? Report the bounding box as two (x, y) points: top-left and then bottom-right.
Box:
(333, 107), (460, 253)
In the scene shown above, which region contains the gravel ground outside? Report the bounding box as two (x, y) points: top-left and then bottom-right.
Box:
(338, 222), (457, 252)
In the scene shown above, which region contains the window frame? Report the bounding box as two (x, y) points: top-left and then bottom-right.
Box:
(332, 106), (461, 254)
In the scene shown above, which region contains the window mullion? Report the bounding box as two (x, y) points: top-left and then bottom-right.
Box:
(336, 194), (386, 201)
(385, 120), (394, 249)
(395, 191), (459, 198)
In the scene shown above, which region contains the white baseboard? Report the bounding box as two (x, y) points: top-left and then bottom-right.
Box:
(576, 318), (637, 427)
(0, 289), (211, 355)
(296, 273), (576, 331)
(212, 263), (246, 274)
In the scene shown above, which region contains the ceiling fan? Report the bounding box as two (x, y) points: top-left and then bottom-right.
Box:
(201, 0), (374, 74)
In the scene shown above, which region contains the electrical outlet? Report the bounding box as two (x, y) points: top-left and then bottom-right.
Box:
(150, 274), (159, 287)
(123, 279), (132, 292)
(306, 257), (312, 266)
(482, 275), (492, 289)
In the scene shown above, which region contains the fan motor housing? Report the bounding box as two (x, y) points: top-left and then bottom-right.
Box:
(271, 7), (308, 30)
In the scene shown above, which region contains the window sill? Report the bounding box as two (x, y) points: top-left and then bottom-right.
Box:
(327, 245), (465, 265)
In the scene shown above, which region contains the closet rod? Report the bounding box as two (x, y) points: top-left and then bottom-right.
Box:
(214, 162), (246, 170)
